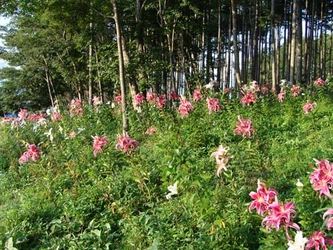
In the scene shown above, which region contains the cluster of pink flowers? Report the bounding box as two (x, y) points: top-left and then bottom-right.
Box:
(134, 93), (145, 105)
(145, 126), (157, 135)
(18, 109), (28, 120)
(249, 158), (333, 249)
(92, 96), (102, 107)
(193, 89), (201, 102)
(115, 132), (138, 155)
(310, 159), (333, 199)
(249, 180), (300, 240)
(306, 231), (333, 250)
(303, 100), (316, 114)
(51, 112), (62, 122)
(169, 90), (180, 101)
(156, 94), (166, 108)
(210, 145), (232, 176)
(278, 90), (286, 102)
(145, 92), (155, 103)
(178, 97), (194, 118)
(26, 113), (46, 122)
(291, 85), (302, 97)
(241, 91), (257, 105)
(240, 81), (259, 106)
(314, 77), (326, 86)
(305, 159), (333, 249)
(19, 144), (41, 164)
(260, 86), (268, 94)
(206, 98), (220, 114)
(140, 91), (167, 108)
(114, 95), (122, 105)
(234, 115), (254, 138)
(69, 98), (83, 116)
(92, 135), (108, 157)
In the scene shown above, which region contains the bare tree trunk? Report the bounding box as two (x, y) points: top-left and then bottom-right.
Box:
(217, 0), (222, 85)
(275, 25), (280, 87)
(111, 0), (128, 132)
(251, 0), (260, 81)
(231, 0), (242, 91)
(43, 59), (55, 107)
(289, 0), (297, 84)
(282, 0), (288, 80)
(295, 0), (302, 83)
(95, 53), (104, 102)
(271, 0), (276, 89)
(226, 9), (232, 88)
(88, 21), (93, 105)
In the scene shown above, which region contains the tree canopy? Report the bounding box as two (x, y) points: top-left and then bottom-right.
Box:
(0, 0), (332, 113)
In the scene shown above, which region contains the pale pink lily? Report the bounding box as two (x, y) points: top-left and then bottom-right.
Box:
(134, 93), (145, 105)
(323, 208), (333, 230)
(314, 77), (326, 86)
(19, 144), (41, 164)
(178, 97), (194, 118)
(278, 90), (286, 102)
(146, 92), (156, 103)
(156, 94), (166, 108)
(303, 100), (316, 114)
(92, 136), (108, 157)
(206, 98), (220, 114)
(234, 115), (254, 138)
(115, 133), (138, 155)
(241, 91), (257, 106)
(169, 90), (179, 101)
(306, 231), (333, 250)
(193, 89), (201, 102)
(210, 145), (232, 176)
(291, 85), (301, 97)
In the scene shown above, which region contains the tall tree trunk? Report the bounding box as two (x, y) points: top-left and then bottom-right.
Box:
(231, 0), (242, 91)
(43, 58), (55, 107)
(275, 24), (280, 87)
(271, 0), (277, 89)
(111, 0), (128, 132)
(289, 0), (297, 84)
(217, 0), (222, 85)
(251, 0), (260, 81)
(88, 21), (93, 105)
(226, 9), (232, 89)
(295, 0), (303, 83)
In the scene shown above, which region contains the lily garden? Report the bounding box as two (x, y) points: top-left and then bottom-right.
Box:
(1, 78), (333, 249)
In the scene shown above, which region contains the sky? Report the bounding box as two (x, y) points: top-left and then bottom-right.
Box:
(0, 16), (10, 68)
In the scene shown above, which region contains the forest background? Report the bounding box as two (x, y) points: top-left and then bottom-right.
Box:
(0, 0), (332, 114)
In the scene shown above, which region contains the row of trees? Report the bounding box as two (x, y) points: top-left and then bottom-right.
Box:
(0, 0), (332, 113)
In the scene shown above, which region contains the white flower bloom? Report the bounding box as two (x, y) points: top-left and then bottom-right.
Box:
(77, 127), (85, 134)
(287, 231), (308, 250)
(296, 179), (303, 188)
(166, 182), (178, 200)
(58, 125), (63, 134)
(44, 128), (53, 142)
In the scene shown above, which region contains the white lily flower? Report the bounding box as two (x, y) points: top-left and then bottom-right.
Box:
(287, 231), (308, 250)
(44, 128), (53, 142)
(296, 179), (304, 192)
(58, 125), (63, 134)
(166, 182), (178, 200)
(296, 179), (303, 188)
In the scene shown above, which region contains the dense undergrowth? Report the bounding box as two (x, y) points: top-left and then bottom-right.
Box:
(1, 80), (333, 249)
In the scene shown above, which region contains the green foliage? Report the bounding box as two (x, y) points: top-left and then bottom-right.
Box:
(2, 87), (333, 249)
